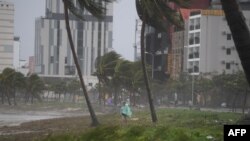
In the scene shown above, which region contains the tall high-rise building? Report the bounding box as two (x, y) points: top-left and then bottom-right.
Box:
(0, 1), (14, 72)
(34, 0), (113, 85)
(13, 36), (20, 69)
(134, 19), (142, 61)
(28, 56), (35, 74)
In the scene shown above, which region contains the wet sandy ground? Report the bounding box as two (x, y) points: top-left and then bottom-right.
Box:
(0, 110), (85, 127)
(0, 107), (87, 127)
(0, 104), (108, 139)
(0, 111), (91, 141)
(0, 115), (93, 141)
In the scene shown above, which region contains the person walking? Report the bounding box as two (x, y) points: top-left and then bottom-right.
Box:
(120, 101), (132, 123)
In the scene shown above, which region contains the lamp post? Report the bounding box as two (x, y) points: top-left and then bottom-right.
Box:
(184, 45), (195, 106)
(191, 66), (199, 106)
(145, 52), (154, 79)
(191, 72), (194, 105)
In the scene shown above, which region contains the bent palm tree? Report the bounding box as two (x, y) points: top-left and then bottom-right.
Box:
(95, 51), (120, 106)
(62, 0), (113, 126)
(26, 74), (45, 104)
(136, 0), (190, 123)
(1, 68), (16, 105)
(12, 72), (26, 105)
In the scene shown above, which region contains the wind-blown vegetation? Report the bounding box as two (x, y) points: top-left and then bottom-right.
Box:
(37, 109), (241, 141)
(135, 0), (191, 123)
(94, 51), (149, 107)
(0, 68), (44, 105)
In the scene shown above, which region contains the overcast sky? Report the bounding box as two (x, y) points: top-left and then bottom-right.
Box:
(10, 0), (138, 61)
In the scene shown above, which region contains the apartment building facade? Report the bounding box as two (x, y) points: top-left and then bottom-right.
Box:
(134, 19), (169, 81)
(0, 1), (14, 72)
(170, 30), (185, 79)
(34, 0), (113, 85)
(144, 26), (169, 81)
(185, 9), (250, 75)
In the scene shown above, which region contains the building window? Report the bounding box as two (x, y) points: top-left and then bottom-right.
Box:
(3, 45), (13, 52)
(226, 48), (231, 55)
(226, 63), (231, 69)
(195, 18), (200, 29)
(41, 19), (44, 28)
(105, 23), (109, 30)
(227, 34), (232, 40)
(77, 22), (83, 30)
(188, 63), (193, 73)
(189, 53), (194, 59)
(189, 19), (194, 30)
(77, 47), (83, 57)
(77, 40), (83, 47)
(50, 56), (54, 63)
(194, 52), (199, 58)
(92, 22), (95, 30)
(195, 32), (200, 44)
(194, 61), (199, 73)
(189, 33), (194, 45)
(65, 57), (67, 64)
(194, 66), (199, 73)
(189, 48), (193, 59)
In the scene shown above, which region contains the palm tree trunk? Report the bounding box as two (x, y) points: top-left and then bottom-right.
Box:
(31, 95), (34, 104)
(140, 21), (157, 123)
(13, 90), (17, 106)
(6, 90), (11, 105)
(59, 93), (61, 102)
(25, 91), (30, 104)
(242, 88), (248, 114)
(221, 0), (250, 85)
(231, 93), (238, 112)
(114, 87), (118, 106)
(1, 92), (4, 104)
(98, 79), (102, 105)
(63, 0), (99, 126)
(132, 90), (136, 106)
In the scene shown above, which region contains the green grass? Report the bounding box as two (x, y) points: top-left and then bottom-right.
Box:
(39, 108), (241, 141)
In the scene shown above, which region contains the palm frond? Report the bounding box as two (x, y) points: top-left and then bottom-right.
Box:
(136, 0), (191, 31)
(64, 0), (114, 20)
(64, 0), (85, 20)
